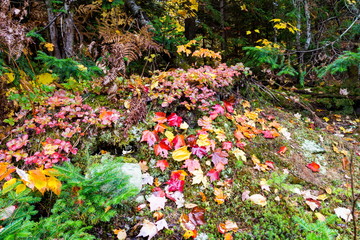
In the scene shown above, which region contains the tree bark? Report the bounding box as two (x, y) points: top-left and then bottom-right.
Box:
(45, 0), (61, 58)
(124, 0), (151, 28)
(220, 0), (227, 51)
(62, 0), (75, 58)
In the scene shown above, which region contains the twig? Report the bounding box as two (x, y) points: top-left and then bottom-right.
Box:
(286, 13), (360, 54)
(36, 11), (64, 34)
(349, 148), (358, 240)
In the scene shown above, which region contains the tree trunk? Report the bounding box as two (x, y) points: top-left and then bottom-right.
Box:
(45, 0), (61, 58)
(62, 0), (75, 58)
(124, 0), (151, 28)
(185, 17), (196, 40)
(220, 0), (227, 51)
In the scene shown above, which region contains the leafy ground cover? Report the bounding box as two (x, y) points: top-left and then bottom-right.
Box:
(0, 60), (359, 239)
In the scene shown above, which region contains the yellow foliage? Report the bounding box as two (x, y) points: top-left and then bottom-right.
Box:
(36, 73), (56, 85)
(44, 42), (54, 52)
(172, 146), (191, 161)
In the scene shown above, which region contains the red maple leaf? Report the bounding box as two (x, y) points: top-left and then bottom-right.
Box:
(159, 138), (172, 150)
(277, 146), (287, 155)
(265, 161), (275, 170)
(186, 135), (197, 147)
(206, 169), (220, 181)
(154, 123), (167, 133)
(306, 162), (320, 172)
(156, 160), (169, 171)
(167, 113), (183, 127)
(223, 100), (235, 113)
(154, 144), (169, 158)
(141, 130), (158, 146)
(172, 135), (186, 149)
(191, 146), (207, 159)
(153, 112), (167, 123)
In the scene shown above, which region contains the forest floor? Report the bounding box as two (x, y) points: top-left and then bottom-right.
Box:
(86, 84), (360, 240)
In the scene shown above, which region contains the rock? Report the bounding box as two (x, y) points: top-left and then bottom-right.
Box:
(301, 140), (326, 154)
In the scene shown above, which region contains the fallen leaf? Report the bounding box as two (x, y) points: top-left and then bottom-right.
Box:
(155, 160), (169, 172)
(232, 148), (247, 162)
(153, 211), (164, 221)
(305, 198), (321, 211)
(315, 212), (326, 222)
(139, 160), (149, 172)
(141, 130), (158, 147)
(113, 229), (127, 240)
(154, 144), (169, 158)
(137, 219), (158, 240)
(182, 159), (201, 173)
(334, 207), (353, 222)
(172, 146), (191, 161)
(306, 162), (320, 172)
(277, 146), (287, 155)
(260, 179), (270, 192)
(189, 206), (206, 226)
(224, 232), (233, 240)
(191, 168), (209, 187)
(214, 187), (226, 204)
(155, 219), (168, 231)
(167, 113), (183, 127)
(0, 205), (17, 221)
(242, 190), (250, 201)
(152, 112), (167, 123)
(207, 169), (220, 182)
(172, 135), (186, 149)
(249, 194), (267, 206)
(217, 220), (239, 234)
(183, 229), (197, 239)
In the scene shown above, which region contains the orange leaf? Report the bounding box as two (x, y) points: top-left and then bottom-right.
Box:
(277, 146), (287, 155)
(0, 162), (15, 181)
(28, 169), (47, 194)
(214, 187), (226, 204)
(224, 233), (233, 240)
(306, 162), (320, 172)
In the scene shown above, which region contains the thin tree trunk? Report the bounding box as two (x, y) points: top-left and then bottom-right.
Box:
(45, 0), (61, 58)
(304, 0), (311, 50)
(220, 0), (227, 51)
(62, 0), (75, 58)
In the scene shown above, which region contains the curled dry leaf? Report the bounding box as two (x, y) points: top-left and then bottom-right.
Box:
(334, 207), (353, 222)
(217, 220), (239, 234)
(113, 229), (127, 240)
(249, 194), (267, 206)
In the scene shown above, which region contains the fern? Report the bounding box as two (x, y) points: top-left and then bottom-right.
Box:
(318, 48), (360, 77)
(35, 51), (102, 82)
(293, 215), (338, 240)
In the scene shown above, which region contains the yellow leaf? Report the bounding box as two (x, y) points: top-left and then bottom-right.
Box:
(246, 31), (251, 35)
(232, 148), (247, 162)
(214, 187), (226, 204)
(254, 29), (260, 33)
(4, 72), (15, 83)
(28, 169), (47, 194)
(165, 131), (175, 141)
(240, 4), (247, 11)
(323, 117), (329, 122)
(47, 176), (62, 195)
(15, 184), (27, 194)
(270, 18), (282, 22)
(315, 212), (326, 222)
(3, 178), (17, 193)
(317, 194), (327, 201)
(196, 134), (211, 147)
(172, 146), (191, 161)
(36, 73), (56, 85)
(44, 42), (54, 51)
